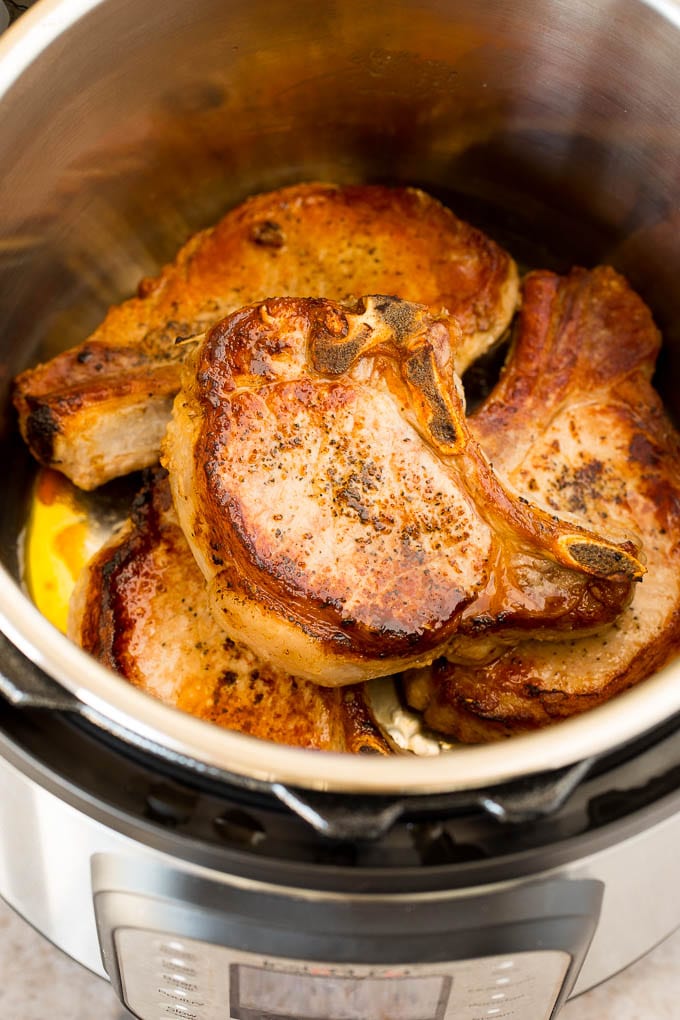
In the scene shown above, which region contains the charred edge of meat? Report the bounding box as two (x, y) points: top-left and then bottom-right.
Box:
(24, 401), (61, 463)
(92, 474), (168, 667)
(404, 347), (458, 448)
(341, 688), (391, 754)
(563, 538), (644, 580)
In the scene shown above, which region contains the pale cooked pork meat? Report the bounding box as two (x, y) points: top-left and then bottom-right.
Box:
(404, 266), (680, 741)
(13, 182), (519, 490)
(68, 469), (389, 753)
(163, 293), (643, 687)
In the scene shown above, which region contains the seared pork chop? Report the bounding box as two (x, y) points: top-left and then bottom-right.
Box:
(163, 293), (642, 687)
(13, 182), (519, 490)
(404, 267), (680, 741)
(68, 469), (389, 753)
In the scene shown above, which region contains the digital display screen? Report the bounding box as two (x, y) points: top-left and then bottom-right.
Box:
(230, 964), (452, 1020)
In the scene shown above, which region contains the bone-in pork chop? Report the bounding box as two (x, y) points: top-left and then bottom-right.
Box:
(163, 293), (642, 687)
(404, 266), (680, 741)
(68, 469), (389, 753)
(13, 182), (519, 490)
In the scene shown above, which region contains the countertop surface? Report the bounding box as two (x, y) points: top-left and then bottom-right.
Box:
(0, 893), (678, 1019)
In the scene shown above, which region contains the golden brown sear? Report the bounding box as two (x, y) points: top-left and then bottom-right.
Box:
(13, 182), (519, 490)
(404, 267), (680, 741)
(163, 292), (642, 687)
(18, 174), (679, 747)
(68, 468), (389, 753)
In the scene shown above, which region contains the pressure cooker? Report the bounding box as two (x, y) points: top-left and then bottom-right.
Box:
(1, 1), (680, 1018)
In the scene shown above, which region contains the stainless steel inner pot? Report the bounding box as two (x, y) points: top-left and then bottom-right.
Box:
(1, 0), (680, 795)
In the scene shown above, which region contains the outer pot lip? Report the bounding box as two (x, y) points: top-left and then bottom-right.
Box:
(2, 0), (680, 796)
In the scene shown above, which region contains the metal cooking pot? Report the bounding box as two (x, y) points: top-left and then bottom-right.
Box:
(1, 0), (680, 801)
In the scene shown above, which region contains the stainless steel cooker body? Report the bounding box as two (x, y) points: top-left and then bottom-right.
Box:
(2, 1), (680, 1018)
(2, 696), (680, 1019)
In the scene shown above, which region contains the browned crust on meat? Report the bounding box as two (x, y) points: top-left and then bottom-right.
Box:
(472, 265), (661, 461)
(14, 182), (519, 489)
(69, 468), (389, 754)
(14, 343), (183, 488)
(164, 293), (642, 685)
(404, 266), (680, 741)
(405, 604), (680, 742)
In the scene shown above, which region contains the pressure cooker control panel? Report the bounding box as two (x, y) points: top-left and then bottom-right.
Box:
(93, 855), (601, 1020)
(114, 929), (570, 1020)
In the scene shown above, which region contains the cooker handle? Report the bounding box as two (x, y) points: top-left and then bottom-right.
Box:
(0, 631), (81, 711)
(477, 758), (595, 823)
(271, 782), (407, 839)
(271, 757), (594, 839)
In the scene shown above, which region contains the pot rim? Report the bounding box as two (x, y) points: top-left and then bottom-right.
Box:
(2, 0), (680, 796)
